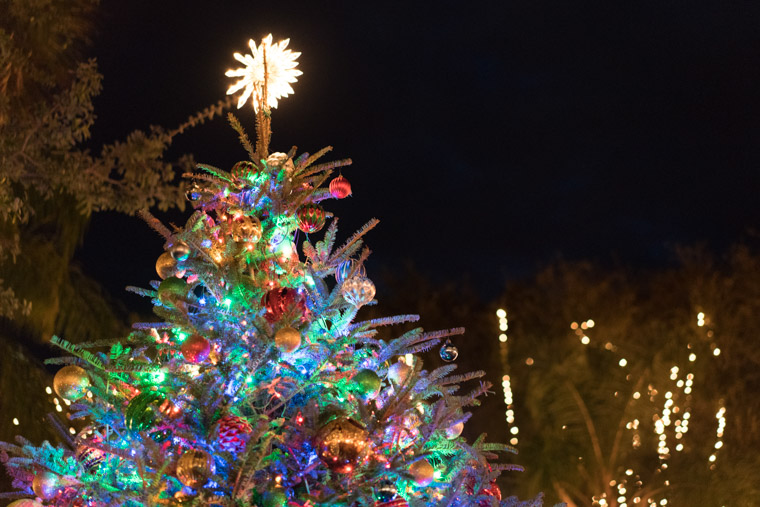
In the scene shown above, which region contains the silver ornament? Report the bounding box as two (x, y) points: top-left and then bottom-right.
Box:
(341, 276), (376, 307)
(439, 339), (459, 362)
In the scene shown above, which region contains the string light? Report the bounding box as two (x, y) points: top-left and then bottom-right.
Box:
(497, 309), (519, 445)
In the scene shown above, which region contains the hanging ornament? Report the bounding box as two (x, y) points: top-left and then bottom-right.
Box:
(341, 276), (376, 307)
(262, 287), (308, 323)
(335, 259), (366, 285)
(374, 500), (409, 507)
(157, 277), (188, 308)
(445, 421), (464, 440)
(274, 326), (301, 354)
(329, 174), (352, 199)
(260, 488), (288, 507)
(53, 365), (90, 401)
(296, 203), (326, 233)
(439, 339), (459, 362)
(387, 359), (412, 385)
(230, 215), (262, 243)
(125, 391), (168, 432)
(156, 252), (179, 280)
(375, 480), (400, 502)
(353, 369), (381, 401)
(7, 501), (43, 507)
(231, 160), (257, 180)
(75, 426), (109, 473)
(169, 241), (191, 262)
(180, 334), (211, 364)
(214, 415), (253, 454)
(315, 416), (370, 473)
(408, 459), (435, 487)
(266, 153), (295, 175)
(176, 448), (215, 489)
(32, 470), (61, 500)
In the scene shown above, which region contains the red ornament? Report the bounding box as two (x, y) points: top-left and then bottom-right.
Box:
(466, 477), (502, 506)
(180, 334), (211, 363)
(296, 203), (326, 233)
(215, 415), (253, 454)
(231, 160), (256, 180)
(329, 175), (352, 199)
(262, 287), (309, 323)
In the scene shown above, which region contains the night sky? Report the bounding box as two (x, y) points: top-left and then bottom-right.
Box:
(79, 1), (760, 308)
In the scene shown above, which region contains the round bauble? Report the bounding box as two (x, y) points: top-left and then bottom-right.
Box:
(439, 340), (459, 362)
(231, 160), (256, 180)
(341, 276), (376, 307)
(214, 415), (253, 454)
(266, 152), (294, 174)
(231, 215), (262, 244)
(353, 369), (381, 400)
(176, 448), (215, 489)
(53, 365), (90, 401)
(329, 174), (352, 199)
(180, 334), (211, 364)
(125, 391), (167, 432)
(315, 417), (370, 473)
(7, 500), (44, 507)
(262, 287), (308, 323)
(375, 479), (399, 502)
(169, 241), (191, 262)
(76, 426), (109, 473)
(296, 203), (326, 234)
(260, 489), (288, 507)
(387, 360), (412, 385)
(275, 326), (301, 354)
(335, 259), (366, 285)
(32, 470), (61, 499)
(445, 421), (464, 440)
(408, 459), (435, 487)
(156, 252), (178, 279)
(157, 277), (188, 307)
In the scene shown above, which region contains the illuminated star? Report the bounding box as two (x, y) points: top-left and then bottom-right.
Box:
(226, 34), (302, 111)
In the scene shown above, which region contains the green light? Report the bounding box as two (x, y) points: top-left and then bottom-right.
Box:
(223, 298), (232, 307)
(434, 469), (443, 480)
(175, 331), (188, 343)
(246, 375), (254, 384)
(148, 371), (166, 384)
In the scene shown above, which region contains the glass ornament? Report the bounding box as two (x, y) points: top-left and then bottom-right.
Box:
(125, 391), (167, 432)
(296, 203), (326, 233)
(157, 277), (188, 307)
(387, 360), (412, 385)
(444, 421), (464, 440)
(231, 160), (257, 180)
(335, 259), (366, 285)
(374, 499), (409, 507)
(341, 276), (376, 307)
(262, 287), (307, 323)
(353, 369), (381, 400)
(180, 334), (211, 364)
(32, 470), (61, 499)
(266, 152), (295, 174)
(408, 459), (435, 487)
(275, 326), (301, 354)
(315, 416), (370, 473)
(75, 426), (109, 473)
(214, 415), (253, 454)
(169, 241), (191, 262)
(439, 339), (459, 362)
(7, 500), (43, 507)
(375, 480), (399, 502)
(329, 174), (352, 199)
(176, 448), (215, 489)
(231, 215), (262, 243)
(53, 365), (90, 401)
(155, 252), (178, 280)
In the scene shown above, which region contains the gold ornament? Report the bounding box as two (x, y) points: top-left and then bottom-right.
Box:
(32, 470), (61, 499)
(275, 326), (301, 354)
(156, 252), (178, 279)
(315, 416), (369, 473)
(169, 241), (191, 262)
(231, 215), (262, 244)
(53, 365), (90, 401)
(445, 421), (464, 440)
(409, 459), (435, 486)
(176, 449), (215, 488)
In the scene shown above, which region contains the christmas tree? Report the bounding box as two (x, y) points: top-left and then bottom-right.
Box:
(1, 35), (545, 507)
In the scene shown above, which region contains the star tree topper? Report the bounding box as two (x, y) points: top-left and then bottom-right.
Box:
(226, 34), (302, 111)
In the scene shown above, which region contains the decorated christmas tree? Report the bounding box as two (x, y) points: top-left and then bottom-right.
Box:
(1, 35), (545, 507)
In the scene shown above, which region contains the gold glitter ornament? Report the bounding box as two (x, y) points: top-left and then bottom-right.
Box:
(274, 326), (301, 354)
(156, 252), (178, 279)
(53, 365), (90, 401)
(408, 459), (435, 486)
(315, 416), (369, 473)
(176, 448), (215, 488)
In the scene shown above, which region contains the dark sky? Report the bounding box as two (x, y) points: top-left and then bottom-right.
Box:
(79, 1), (760, 306)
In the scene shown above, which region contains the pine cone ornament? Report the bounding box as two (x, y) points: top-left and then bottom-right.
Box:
(215, 415), (253, 454)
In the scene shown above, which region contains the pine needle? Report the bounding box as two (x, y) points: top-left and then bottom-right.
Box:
(137, 209), (172, 240)
(228, 112), (256, 161)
